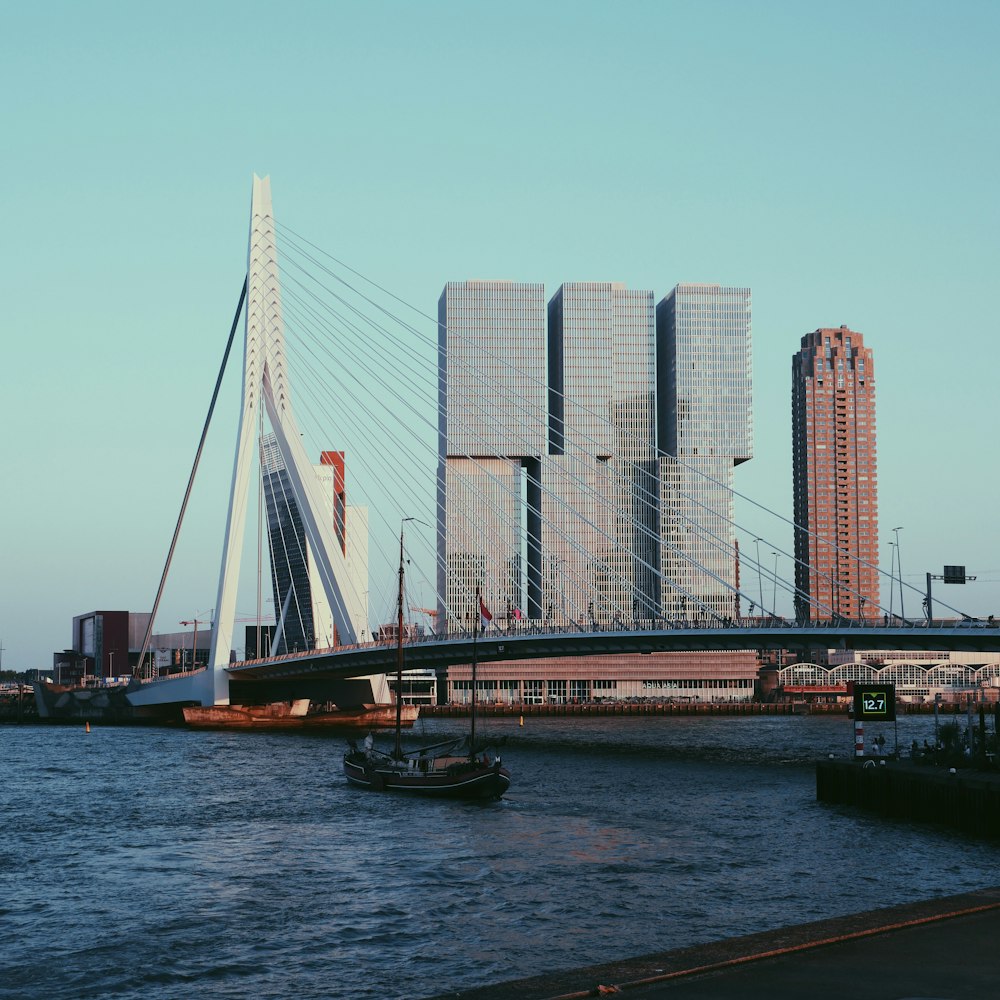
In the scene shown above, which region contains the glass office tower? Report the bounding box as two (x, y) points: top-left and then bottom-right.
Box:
(261, 434), (314, 652)
(437, 282), (547, 627)
(439, 280), (753, 628)
(545, 283), (658, 624)
(656, 284), (752, 619)
(261, 434), (368, 651)
(792, 326), (878, 620)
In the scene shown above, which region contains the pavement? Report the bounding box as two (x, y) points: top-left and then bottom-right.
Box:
(427, 886), (1000, 1000)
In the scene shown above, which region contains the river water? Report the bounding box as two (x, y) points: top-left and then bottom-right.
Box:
(1, 714), (994, 999)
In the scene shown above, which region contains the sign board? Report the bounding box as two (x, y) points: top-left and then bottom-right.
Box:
(943, 565), (966, 584)
(853, 682), (896, 721)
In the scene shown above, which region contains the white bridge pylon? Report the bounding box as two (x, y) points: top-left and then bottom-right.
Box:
(204, 175), (366, 706)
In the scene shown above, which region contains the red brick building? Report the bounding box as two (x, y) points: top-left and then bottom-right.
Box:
(792, 326), (879, 620)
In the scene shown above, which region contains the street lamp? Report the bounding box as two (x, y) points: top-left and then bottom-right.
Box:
(771, 552), (779, 614)
(753, 538), (764, 616)
(893, 526), (904, 620)
(889, 542), (896, 619)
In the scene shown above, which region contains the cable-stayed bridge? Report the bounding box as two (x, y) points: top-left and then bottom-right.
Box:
(126, 177), (999, 713)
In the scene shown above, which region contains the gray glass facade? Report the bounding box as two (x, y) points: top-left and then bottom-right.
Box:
(656, 284), (752, 618)
(437, 282), (547, 627)
(438, 279), (752, 629)
(261, 433), (315, 652)
(546, 283), (659, 624)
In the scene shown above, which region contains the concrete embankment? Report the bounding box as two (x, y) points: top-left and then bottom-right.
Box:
(427, 887), (1000, 1000)
(422, 701), (978, 718)
(816, 757), (1000, 838)
(423, 702), (801, 718)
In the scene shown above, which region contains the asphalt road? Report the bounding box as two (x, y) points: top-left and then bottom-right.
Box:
(428, 887), (1000, 1000)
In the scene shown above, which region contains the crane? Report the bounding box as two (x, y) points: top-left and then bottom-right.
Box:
(179, 618), (211, 670)
(409, 606), (440, 634)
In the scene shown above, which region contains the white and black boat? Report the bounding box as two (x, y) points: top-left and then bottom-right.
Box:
(343, 523), (510, 800)
(343, 734), (510, 798)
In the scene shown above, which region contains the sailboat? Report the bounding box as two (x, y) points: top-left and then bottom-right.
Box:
(343, 525), (511, 799)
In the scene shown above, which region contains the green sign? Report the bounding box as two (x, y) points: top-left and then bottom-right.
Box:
(853, 683), (896, 721)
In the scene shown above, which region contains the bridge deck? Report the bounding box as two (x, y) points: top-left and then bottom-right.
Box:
(226, 623), (1000, 683)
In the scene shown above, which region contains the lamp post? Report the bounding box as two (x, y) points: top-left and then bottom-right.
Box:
(180, 619), (203, 670)
(889, 542), (896, 619)
(753, 538), (764, 616)
(893, 526), (904, 620)
(771, 552), (779, 615)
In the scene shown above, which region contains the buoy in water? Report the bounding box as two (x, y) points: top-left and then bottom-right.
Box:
(85, 722), (91, 733)
(519, 715), (524, 727)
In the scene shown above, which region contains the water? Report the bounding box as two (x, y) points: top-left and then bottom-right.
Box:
(1, 714), (993, 999)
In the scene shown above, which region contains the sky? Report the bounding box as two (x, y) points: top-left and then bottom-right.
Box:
(2, 0), (998, 670)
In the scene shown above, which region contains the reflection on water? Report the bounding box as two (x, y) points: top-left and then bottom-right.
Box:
(0, 714), (993, 999)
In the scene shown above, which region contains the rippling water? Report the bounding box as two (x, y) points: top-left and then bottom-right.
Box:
(1, 714), (993, 999)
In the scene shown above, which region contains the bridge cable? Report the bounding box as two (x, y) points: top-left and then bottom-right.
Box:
(134, 276), (248, 679)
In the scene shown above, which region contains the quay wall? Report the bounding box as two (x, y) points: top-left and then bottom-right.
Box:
(422, 700), (974, 718)
(816, 759), (1000, 838)
(425, 702), (799, 718)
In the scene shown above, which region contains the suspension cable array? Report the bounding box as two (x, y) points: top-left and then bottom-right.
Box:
(222, 219), (943, 646)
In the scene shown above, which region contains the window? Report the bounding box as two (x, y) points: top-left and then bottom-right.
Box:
(523, 680), (543, 704)
(547, 680), (567, 704)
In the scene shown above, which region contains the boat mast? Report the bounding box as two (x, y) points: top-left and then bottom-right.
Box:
(470, 587), (479, 757)
(394, 521), (408, 761)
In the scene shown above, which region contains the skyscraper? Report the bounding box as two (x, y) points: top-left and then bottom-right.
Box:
(437, 277), (759, 702)
(437, 281), (547, 627)
(261, 435), (369, 651)
(438, 280), (754, 627)
(792, 326), (878, 620)
(656, 284), (752, 619)
(261, 434), (313, 652)
(545, 282), (658, 624)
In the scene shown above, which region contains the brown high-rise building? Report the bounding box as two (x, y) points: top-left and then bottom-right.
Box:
(792, 326), (878, 621)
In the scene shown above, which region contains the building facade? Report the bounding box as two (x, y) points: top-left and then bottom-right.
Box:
(656, 284), (752, 619)
(437, 278), (757, 700)
(54, 612), (210, 683)
(437, 281), (547, 627)
(546, 283), (659, 624)
(792, 326), (878, 620)
(447, 650), (759, 704)
(261, 434), (369, 652)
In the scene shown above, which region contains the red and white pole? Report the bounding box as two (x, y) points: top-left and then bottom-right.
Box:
(854, 720), (864, 758)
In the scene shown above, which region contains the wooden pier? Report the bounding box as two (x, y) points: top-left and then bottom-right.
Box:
(816, 758), (1000, 838)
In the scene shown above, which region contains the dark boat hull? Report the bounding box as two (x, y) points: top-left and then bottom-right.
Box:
(343, 756), (510, 799)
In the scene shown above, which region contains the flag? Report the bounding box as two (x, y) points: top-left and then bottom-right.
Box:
(479, 593), (493, 630)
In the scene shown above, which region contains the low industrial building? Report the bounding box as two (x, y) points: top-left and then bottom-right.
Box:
(53, 610), (213, 684)
(763, 649), (1000, 705)
(446, 650), (759, 705)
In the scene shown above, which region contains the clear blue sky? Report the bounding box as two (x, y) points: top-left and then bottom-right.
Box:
(2, 0), (998, 669)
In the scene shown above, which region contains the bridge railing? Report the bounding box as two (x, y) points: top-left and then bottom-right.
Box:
(233, 616), (1000, 667)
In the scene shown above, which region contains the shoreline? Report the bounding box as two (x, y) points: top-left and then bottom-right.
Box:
(421, 700), (966, 718)
(2, 698), (976, 726)
(425, 886), (1000, 1000)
